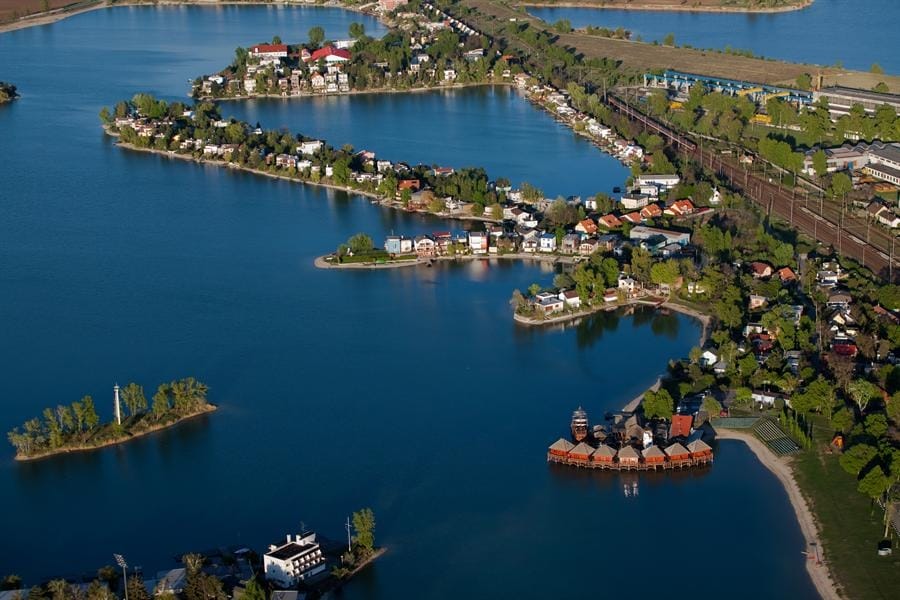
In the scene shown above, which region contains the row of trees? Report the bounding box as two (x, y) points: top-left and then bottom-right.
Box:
(7, 378), (210, 458)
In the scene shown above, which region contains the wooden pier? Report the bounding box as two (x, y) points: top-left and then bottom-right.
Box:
(547, 437), (714, 472)
(547, 452), (713, 471)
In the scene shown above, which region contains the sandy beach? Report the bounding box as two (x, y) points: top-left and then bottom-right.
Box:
(715, 428), (841, 600)
(519, 0), (813, 13)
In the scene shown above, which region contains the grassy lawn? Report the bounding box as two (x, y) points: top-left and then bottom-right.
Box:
(792, 418), (900, 600)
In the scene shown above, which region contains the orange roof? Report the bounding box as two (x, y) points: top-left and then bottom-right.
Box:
(599, 214), (622, 228)
(670, 415), (693, 439)
(640, 203), (662, 218)
(621, 212), (643, 224)
(577, 218), (598, 234)
(398, 179), (420, 191)
(751, 261), (772, 275)
(777, 267), (797, 281)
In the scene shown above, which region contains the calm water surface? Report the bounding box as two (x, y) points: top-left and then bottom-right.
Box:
(530, 0), (900, 74)
(0, 7), (816, 598)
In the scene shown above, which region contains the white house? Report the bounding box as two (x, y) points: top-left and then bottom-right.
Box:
(539, 232), (557, 253)
(298, 140), (323, 155)
(700, 350), (718, 368)
(263, 531), (327, 588)
(558, 289), (581, 309)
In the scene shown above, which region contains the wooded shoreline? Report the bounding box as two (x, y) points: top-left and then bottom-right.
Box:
(14, 403), (217, 462)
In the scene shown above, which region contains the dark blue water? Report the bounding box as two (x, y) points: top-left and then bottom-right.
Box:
(530, 0), (900, 74)
(223, 87), (628, 199)
(0, 6), (816, 599)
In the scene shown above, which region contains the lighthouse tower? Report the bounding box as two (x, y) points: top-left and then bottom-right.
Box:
(114, 383), (122, 425)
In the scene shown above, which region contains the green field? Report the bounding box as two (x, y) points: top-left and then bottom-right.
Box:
(792, 418), (900, 600)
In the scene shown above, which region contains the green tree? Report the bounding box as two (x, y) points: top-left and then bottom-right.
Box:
(662, 33), (675, 47)
(241, 578), (265, 600)
(348, 233), (374, 254)
(642, 389), (674, 420)
(121, 383), (147, 417)
(870, 63), (884, 75)
(848, 379), (877, 414)
(858, 466), (889, 499)
(352, 508), (376, 554)
(152, 384), (171, 418)
(864, 413), (888, 438)
(795, 73), (812, 91)
(830, 172), (852, 198)
(349, 22), (365, 39)
(811, 149), (827, 178)
(308, 26), (325, 47)
(126, 576), (150, 600)
(839, 443), (877, 476)
(1, 575), (22, 591)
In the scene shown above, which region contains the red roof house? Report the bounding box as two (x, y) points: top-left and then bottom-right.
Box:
(307, 46), (351, 63)
(669, 414), (693, 439)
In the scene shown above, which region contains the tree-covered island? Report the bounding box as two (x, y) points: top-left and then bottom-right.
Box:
(7, 377), (214, 460)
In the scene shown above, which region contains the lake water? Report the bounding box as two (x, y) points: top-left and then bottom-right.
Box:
(0, 6), (816, 599)
(530, 0), (900, 74)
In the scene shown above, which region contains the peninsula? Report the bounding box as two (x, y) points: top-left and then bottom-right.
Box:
(6, 377), (214, 460)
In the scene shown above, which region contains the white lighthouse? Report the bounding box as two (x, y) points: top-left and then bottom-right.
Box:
(114, 383), (121, 425)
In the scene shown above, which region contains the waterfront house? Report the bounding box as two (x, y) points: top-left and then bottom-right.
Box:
(263, 531), (327, 588)
(558, 289), (581, 309)
(664, 442), (691, 464)
(538, 296), (564, 314)
(569, 441), (594, 462)
(539, 233), (557, 253)
(468, 231), (489, 254)
(603, 289), (618, 303)
(616, 445), (640, 467)
(414, 235), (437, 257)
(618, 275), (637, 295)
(642, 445), (666, 466)
(687, 439), (713, 460)
(561, 233), (581, 254)
(575, 218), (598, 235)
(308, 46), (351, 63)
(598, 214), (622, 229)
(398, 179), (421, 192)
(579, 238), (600, 256)
(591, 444), (615, 464)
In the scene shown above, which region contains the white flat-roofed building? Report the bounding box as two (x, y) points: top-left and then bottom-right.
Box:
(263, 531), (327, 588)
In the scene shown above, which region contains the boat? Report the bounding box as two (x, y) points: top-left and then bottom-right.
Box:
(612, 186), (621, 193)
(570, 406), (589, 442)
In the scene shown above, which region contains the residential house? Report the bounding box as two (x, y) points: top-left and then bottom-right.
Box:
(579, 238), (600, 256)
(750, 262), (773, 279)
(539, 233), (557, 253)
(777, 267), (797, 283)
(414, 235), (437, 257)
(575, 218), (598, 235)
(700, 350), (718, 368)
(598, 214), (622, 229)
(867, 200), (900, 228)
(621, 212), (643, 225)
(618, 275), (637, 295)
(561, 233), (581, 254)
(640, 203), (662, 220)
(468, 231), (489, 254)
(827, 290), (852, 308)
(664, 198), (695, 217)
(620, 193), (649, 210)
(308, 46), (351, 63)
(558, 289), (581, 309)
(749, 295), (768, 310)
(263, 531), (327, 588)
(250, 44), (288, 60)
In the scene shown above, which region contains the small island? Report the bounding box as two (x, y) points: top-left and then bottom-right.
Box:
(0, 81), (18, 103)
(6, 377), (215, 461)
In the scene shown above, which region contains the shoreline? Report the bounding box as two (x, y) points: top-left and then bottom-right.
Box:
(314, 252), (579, 270)
(520, 0), (812, 14)
(201, 81), (514, 103)
(108, 132), (507, 227)
(714, 428), (841, 600)
(0, 0), (379, 34)
(14, 403), (217, 462)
